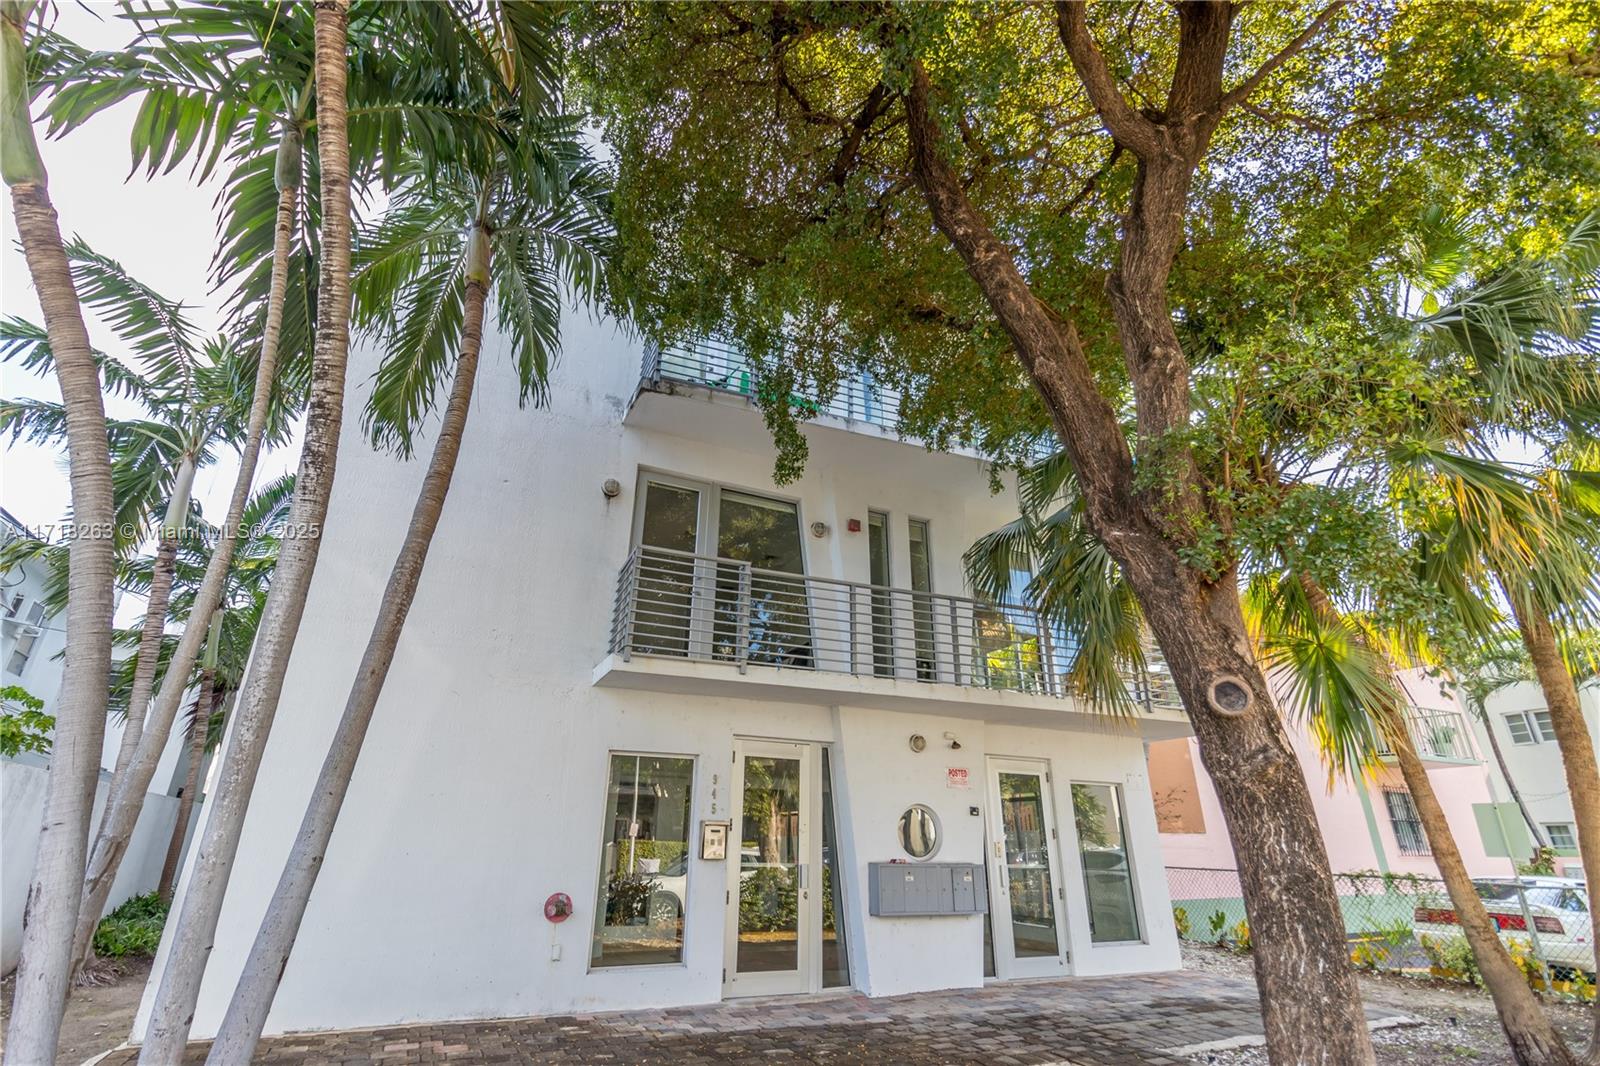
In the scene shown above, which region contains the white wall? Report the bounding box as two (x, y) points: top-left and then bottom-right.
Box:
(2, 759), (183, 973)
(1477, 680), (1600, 872)
(139, 311), (1179, 1040)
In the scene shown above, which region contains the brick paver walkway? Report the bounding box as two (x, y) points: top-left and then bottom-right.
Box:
(99, 971), (1409, 1065)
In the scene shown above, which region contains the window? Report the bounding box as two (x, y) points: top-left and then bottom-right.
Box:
(1072, 783), (1142, 943)
(1531, 710), (1558, 743)
(1546, 823), (1578, 850)
(907, 519), (934, 680)
(591, 753), (695, 968)
(867, 511), (893, 677)
(1504, 712), (1536, 745)
(5, 601), (46, 676)
(1383, 790), (1429, 855)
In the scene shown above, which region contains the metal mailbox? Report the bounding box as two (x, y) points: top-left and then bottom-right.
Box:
(867, 862), (987, 916)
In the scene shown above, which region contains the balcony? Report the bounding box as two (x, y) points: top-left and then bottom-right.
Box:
(1374, 709), (1480, 765)
(633, 336), (1057, 464)
(592, 547), (1193, 739)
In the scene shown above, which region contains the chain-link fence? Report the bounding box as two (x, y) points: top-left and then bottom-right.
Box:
(1167, 867), (1595, 987)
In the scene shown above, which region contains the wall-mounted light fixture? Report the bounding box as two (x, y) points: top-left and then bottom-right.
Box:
(908, 734), (927, 753)
(810, 521), (829, 538)
(601, 478), (622, 500)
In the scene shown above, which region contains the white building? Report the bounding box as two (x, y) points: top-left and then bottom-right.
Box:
(1474, 679), (1600, 880)
(142, 320), (1190, 1041)
(1, 508), (197, 973)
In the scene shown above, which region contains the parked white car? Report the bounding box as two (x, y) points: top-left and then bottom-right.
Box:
(1413, 877), (1593, 975)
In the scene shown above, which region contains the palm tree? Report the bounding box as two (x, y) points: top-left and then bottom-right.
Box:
(154, 477), (294, 902)
(206, 11), (611, 1056)
(136, 2), (357, 1058)
(1, 5), (118, 1061)
(1393, 210), (1600, 1059)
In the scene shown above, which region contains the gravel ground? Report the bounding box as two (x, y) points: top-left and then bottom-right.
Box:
(1, 957), (150, 1066)
(1182, 943), (1593, 1065)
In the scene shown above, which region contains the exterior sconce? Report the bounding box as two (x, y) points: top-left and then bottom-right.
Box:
(908, 734), (927, 753)
(810, 521), (829, 538)
(601, 478), (622, 500)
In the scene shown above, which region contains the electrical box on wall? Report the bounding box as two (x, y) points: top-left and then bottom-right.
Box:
(867, 862), (987, 916)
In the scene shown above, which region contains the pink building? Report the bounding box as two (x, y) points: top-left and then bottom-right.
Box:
(1150, 671), (1516, 883)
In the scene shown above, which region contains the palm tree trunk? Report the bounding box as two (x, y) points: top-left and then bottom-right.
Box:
(69, 123), (305, 981)
(140, 6), (355, 1059)
(207, 231), (488, 1063)
(107, 451), (197, 784)
(159, 667), (215, 904)
(2, 7), (118, 1063)
(1502, 576), (1600, 1063)
(1391, 725), (1576, 1064)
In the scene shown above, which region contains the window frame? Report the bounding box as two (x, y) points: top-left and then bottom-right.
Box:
(1068, 779), (1146, 946)
(630, 468), (809, 575)
(1531, 710), (1558, 743)
(587, 749), (700, 973)
(1504, 712), (1536, 746)
(1545, 823), (1578, 851)
(1382, 789), (1430, 856)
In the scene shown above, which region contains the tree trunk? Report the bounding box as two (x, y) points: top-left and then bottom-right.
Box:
(159, 671), (216, 904)
(206, 236), (488, 1063)
(140, 5), (354, 1059)
(105, 450), (197, 795)
(901, 57), (1373, 1064)
(2, 8), (117, 1062)
(1504, 578), (1600, 1063)
(1393, 721), (1576, 1062)
(69, 123), (304, 982)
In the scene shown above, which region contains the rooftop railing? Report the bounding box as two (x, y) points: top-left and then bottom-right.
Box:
(608, 545), (1182, 715)
(641, 336), (1058, 463)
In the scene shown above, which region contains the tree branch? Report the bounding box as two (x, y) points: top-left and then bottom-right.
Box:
(1217, 1), (1346, 112)
(1055, 1), (1160, 157)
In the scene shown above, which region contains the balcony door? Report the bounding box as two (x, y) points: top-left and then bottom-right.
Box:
(984, 758), (1069, 978)
(633, 475), (810, 667)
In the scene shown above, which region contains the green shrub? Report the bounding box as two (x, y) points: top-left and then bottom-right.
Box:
(1173, 906), (1191, 939)
(92, 892), (169, 958)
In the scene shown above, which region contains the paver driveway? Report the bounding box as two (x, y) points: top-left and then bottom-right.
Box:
(98, 970), (1409, 1065)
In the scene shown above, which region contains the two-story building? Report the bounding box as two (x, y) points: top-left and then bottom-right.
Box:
(1151, 670), (1519, 921)
(140, 318), (1191, 1040)
(1474, 679), (1600, 881)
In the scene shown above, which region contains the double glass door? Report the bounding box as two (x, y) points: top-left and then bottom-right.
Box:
(985, 758), (1068, 978)
(724, 740), (850, 996)
(635, 476), (811, 666)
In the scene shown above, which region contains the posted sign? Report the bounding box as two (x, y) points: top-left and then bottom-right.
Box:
(946, 767), (971, 790)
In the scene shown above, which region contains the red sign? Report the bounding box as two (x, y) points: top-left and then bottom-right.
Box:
(946, 767), (970, 790)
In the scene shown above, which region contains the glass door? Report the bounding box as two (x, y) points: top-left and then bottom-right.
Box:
(635, 478), (708, 658)
(985, 758), (1068, 978)
(725, 740), (814, 997)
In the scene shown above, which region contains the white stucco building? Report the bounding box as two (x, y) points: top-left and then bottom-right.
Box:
(1, 508), (197, 974)
(142, 317), (1190, 1040)
(1474, 679), (1600, 880)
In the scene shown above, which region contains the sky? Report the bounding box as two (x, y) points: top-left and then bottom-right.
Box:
(1, 4), (303, 620)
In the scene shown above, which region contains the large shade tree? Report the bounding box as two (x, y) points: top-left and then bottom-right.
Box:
(572, 3), (1599, 1061)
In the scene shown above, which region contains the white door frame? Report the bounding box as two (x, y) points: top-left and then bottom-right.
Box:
(984, 756), (1069, 979)
(724, 738), (822, 997)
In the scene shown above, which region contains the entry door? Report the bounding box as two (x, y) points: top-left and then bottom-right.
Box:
(985, 758), (1068, 978)
(725, 740), (814, 996)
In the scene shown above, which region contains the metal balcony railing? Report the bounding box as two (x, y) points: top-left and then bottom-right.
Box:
(608, 546), (1182, 714)
(641, 336), (1058, 464)
(1374, 709), (1479, 763)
